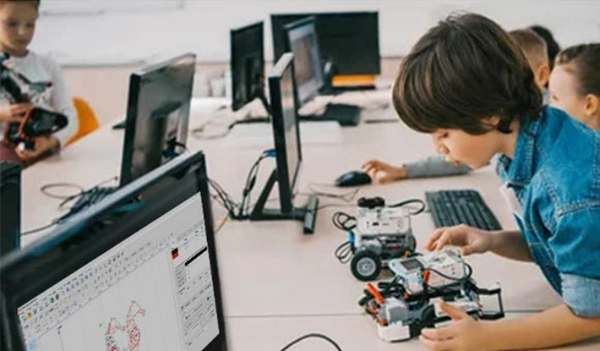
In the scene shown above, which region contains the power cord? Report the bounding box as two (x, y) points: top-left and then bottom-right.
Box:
(40, 182), (84, 199)
(332, 211), (356, 264)
(278, 333), (342, 351)
(388, 198), (426, 215)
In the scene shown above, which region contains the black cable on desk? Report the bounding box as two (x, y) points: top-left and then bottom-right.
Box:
(278, 333), (343, 351)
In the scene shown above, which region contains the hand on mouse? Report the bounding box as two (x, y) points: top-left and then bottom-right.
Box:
(361, 159), (408, 183)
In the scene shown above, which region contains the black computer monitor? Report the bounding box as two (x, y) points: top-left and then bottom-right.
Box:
(0, 161), (20, 257)
(0, 151), (228, 351)
(230, 22), (270, 115)
(271, 12), (380, 75)
(284, 17), (324, 105)
(120, 53), (196, 186)
(250, 53), (318, 234)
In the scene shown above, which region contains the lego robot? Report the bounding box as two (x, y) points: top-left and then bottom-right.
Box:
(334, 197), (419, 281)
(358, 250), (505, 342)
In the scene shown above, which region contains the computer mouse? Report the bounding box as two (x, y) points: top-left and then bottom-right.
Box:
(335, 170), (372, 187)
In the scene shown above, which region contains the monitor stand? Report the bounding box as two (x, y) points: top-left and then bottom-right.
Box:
(250, 170), (319, 234)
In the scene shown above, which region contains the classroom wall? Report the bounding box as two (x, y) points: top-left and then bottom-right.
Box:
(34, 0), (600, 125)
(34, 0), (600, 65)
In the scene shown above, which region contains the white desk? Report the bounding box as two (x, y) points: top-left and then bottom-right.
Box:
(225, 314), (600, 351)
(18, 101), (592, 349)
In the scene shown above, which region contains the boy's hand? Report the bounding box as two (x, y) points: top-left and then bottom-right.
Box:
(420, 301), (490, 351)
(0, 103), (31, 123)
(15, 136), (60, 164)
(361, 159), (408, 183)
(425, 224), (494, 255)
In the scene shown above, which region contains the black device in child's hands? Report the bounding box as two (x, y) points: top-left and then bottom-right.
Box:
(1, 52), (68, 150)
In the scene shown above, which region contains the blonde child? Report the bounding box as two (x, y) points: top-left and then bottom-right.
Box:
(0, 0), (78, 165)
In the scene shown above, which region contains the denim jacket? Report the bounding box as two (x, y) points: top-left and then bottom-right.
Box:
(497, 106), (600, 318)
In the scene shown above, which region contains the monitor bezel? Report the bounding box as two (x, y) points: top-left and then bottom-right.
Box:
(268, 53), (302, 214)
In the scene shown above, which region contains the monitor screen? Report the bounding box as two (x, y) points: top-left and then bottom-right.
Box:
(0, 151), (227, 351)
(268, 53), (302, 213)
(285, 17), (324, 105)
(230, 22), (264, 112)
(120, 53), (196, 186)
(271, 12), (380, 75)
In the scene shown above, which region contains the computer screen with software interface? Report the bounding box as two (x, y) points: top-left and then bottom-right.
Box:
(16, 194), (217, 351)
(1, 152), (225, 351)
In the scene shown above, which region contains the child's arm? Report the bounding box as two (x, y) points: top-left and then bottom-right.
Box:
(362, 155), (471, 183)
(421, 302), (600, 351)
(404, 155), (471, 178)
(488, 230), (532, 262)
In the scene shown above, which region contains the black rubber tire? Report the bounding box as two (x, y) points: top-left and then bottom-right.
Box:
(351, 249), (381, 281)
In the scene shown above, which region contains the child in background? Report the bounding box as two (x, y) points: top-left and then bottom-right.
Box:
(362, 28), (550, 184)
(393, 13), (600, 350)
(530, 24), (561, 71)
(0, 0), (78, 165)
(549, 43), (600, 131)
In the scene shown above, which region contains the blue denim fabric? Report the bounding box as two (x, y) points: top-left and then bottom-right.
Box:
(496, 106), (600, 317)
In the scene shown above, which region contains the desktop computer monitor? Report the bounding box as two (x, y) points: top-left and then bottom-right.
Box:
(284, 17), (324, 105)
(0, 151), (228, 351)
(120, 53), (196, 186)
(230, 22), (270, 114)
(250, 53), (318, 234)
(282, 17), (362, 127)
(271, 12), (380, 75)
(0, 161), (21, 257)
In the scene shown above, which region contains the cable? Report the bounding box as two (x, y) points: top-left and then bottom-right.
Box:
(278, 333), (342, 351)
(213, 215), (229, 234)
(334, 240), (353, 264)
(40, 182), (84, 199)
(56, 176), (119, 211)
(427, 262), (473, 283)
(21, 219), (59, 236)
(331, 211), (356, 231)
(388, 198), (426, 215)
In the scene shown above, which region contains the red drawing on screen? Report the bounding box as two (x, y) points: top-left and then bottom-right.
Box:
(105, 301), (146, 351)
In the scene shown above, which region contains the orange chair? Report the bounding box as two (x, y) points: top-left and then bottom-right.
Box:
(65, 97), (100, 147)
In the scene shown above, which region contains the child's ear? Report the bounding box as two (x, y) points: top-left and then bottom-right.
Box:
(584, 94), (599, 117)
(535, 64), (551, 89)
(481, 116), (501, 128)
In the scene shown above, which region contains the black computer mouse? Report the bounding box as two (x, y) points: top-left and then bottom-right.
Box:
(335, 170), (372, 187)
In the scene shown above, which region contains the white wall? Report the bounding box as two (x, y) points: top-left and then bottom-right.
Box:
(33, 0), (600, 66)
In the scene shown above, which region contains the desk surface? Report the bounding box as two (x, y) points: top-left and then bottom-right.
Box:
(225, 314), (600, 351)
(17, 99), (590, 349)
